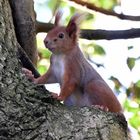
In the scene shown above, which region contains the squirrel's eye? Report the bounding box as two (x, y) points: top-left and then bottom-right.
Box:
(58, 33), (64, 39)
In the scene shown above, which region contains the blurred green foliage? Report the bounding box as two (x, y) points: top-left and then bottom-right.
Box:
(89, 0), (118, 10)
(35, 0), (140, 138)
(127, 57), (135, 71)
(36, 33), (50, 74)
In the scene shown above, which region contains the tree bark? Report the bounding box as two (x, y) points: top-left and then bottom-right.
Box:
(9, 0), (38, 65)
(0, 0), (129, 139)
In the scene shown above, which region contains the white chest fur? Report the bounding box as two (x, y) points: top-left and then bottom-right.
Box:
(52, 54), (65, 83)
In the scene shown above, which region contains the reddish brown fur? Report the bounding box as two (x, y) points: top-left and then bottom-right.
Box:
(27, 11), (122, 113)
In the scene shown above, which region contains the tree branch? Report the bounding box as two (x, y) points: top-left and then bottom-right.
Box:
(81, 28), (140, 40)
(36, 22), (140, 40)
(68, 0), (140, 21)
(36, 21), (54, 33)
(17, 44), (40, 78)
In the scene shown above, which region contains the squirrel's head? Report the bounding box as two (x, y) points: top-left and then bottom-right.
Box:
(44, 11), (83, 54)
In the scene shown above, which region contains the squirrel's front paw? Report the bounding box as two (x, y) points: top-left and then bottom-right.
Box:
(56, 95), (65, 101)
(51, 93), (65, 101)
(51, 92), (59, 98)
(22, 68), (35, 82)
(92, 105), (109, 112)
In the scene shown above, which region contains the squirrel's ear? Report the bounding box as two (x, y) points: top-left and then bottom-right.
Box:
(66, 20), (77, 38)
(66, 13), (84, 39)
(54, 10), (63, 26)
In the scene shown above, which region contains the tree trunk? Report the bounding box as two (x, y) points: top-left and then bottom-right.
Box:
(0, 0), (129, 139)
(9, 0), (38, 65)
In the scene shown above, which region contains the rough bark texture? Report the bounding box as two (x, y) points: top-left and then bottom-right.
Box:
(9, 0), (38, 65)
(0, 0), (129, 139)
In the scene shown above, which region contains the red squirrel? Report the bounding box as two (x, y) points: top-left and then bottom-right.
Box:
(25, 11), (122, 113)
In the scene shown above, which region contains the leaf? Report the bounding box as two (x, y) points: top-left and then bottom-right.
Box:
(39, 49), (51, 59)
(109, 76), (122, 92)
(127, 57), (135, 71)
(47, 0), (58, 10)
(94, 45), (106, 55)
(70, 7), (76, 14)
(37, 65), (47, 75)
(126, 88), (131, 97)
(126, 81), (140, 99)
(92, 0), (117, 10)
(86, 14), (94, 20)
(128, 46), (134, 50)
(136, 80), (140, 88)
(134, 80), (140, 98)
(86, 43), (106, 56)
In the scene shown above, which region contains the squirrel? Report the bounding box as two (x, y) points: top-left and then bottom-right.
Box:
(24, 11), (122, 113)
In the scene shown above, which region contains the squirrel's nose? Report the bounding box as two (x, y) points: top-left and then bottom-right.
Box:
(44, 39), (52, 49)
(44, 39), (49, 46)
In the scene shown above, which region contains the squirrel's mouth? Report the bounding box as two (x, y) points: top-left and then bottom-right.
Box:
(45, 45), (55, 52)
(47, 46), (55, 52)
(49, 47), (55, 52)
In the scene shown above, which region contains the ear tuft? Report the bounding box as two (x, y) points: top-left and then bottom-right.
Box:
(66, 13), (85, 41)
(54, 10), (63, 26)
